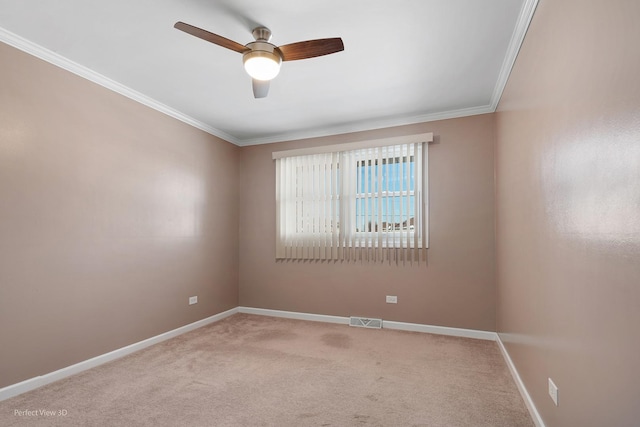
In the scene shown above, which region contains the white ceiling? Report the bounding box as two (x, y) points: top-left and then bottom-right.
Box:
(0, 0), (536, 146)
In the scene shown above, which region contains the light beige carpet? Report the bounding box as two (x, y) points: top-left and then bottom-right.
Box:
(0, 314), (533, 426)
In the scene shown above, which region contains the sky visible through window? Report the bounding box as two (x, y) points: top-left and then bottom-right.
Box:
(356, 157), (415, 232)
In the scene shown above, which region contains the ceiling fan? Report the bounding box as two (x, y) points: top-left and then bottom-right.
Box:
(174, 22), (344, 98)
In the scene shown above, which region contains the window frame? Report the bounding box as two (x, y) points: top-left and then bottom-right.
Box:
(274, 133), (432, 261)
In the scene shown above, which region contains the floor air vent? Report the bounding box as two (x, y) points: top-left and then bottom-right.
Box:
(349, 317), (382, 329)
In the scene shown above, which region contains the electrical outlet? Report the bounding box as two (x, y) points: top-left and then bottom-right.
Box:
(189, 296), (198, 305)
(386, 295), (398, 304)
(548, 378), (558, 406)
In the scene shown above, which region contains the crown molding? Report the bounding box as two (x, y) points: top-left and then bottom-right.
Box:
(2, 0), (538, 148)
(489, 0), (540, 110)
(0, 27), (240, 145)
(237, 104), (494, 146)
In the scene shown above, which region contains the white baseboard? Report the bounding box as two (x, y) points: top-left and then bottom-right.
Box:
(238, 306), (495, 340)
(383, 320), (496, 341)
(238, 306), (350, 325)
(0, 307), (238, 402)
(496, 334), (545, 427)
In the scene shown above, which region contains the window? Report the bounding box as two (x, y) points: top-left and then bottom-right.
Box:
(274, 133), (432, 262)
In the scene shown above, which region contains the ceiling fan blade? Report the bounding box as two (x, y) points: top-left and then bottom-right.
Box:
(174, 22), (249, 54)
(277, 38), (344, 61)
(252, 79), (270, 98)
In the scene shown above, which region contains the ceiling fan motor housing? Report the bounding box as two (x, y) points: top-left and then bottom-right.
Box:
(244, 41), (282, 60)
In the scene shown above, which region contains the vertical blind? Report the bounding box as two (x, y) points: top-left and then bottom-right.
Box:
(274, 133), (431, 263)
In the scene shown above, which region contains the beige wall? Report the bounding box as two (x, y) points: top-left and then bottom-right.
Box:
(495, 1), (640, 426)
(18, 6), (640, 420)
(239, 115), (496, 331)
(0, 43), (240, 388)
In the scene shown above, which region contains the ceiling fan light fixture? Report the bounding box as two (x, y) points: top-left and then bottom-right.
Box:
(243, 50), (282, 81)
